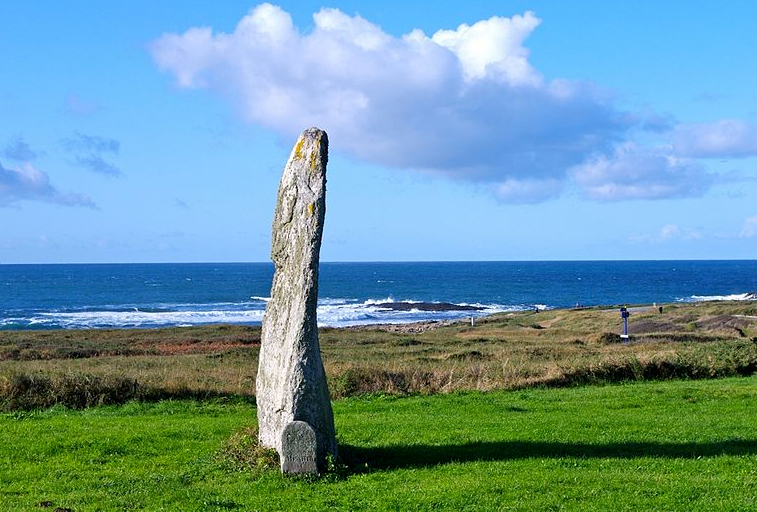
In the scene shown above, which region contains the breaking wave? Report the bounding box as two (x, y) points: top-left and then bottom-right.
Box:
(684, 292), (757, 302)
(315, 298), (523, 327)
(0, 298), (531, 330)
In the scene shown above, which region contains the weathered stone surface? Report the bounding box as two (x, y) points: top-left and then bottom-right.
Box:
(256, 127), (337, 471)
(280, 421), (318, 475)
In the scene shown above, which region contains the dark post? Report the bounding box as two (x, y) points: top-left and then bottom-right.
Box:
(620, 306), (630, 343)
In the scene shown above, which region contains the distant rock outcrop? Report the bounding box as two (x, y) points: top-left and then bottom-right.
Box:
(256, 127), (337, 472)
(375, 301), (484, 312)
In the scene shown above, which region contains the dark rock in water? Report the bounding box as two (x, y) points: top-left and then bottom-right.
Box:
(374, 301), (484, 312)
(280, 421), (319, 475)
(746, 292), (757, 300)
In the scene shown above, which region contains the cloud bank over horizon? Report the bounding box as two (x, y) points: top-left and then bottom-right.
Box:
(151, 3), (757, 203)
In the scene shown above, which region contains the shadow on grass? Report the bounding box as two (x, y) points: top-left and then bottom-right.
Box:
(340, 439), (757, 472)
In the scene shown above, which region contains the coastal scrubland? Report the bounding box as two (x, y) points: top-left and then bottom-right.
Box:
(1, 300), (756, 410)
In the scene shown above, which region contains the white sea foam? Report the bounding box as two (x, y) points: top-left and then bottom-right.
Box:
(315, 299), (522, 327)
(2, 297), (533, 330)
(29, 308), (265, 329)
(685, 292), (757, 302)
(363, 297), (399, 305)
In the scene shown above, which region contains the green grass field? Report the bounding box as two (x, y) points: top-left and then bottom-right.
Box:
(2, 376), (756, 510)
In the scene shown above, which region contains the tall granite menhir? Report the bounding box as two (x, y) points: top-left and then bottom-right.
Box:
(256, 127), (337, 472)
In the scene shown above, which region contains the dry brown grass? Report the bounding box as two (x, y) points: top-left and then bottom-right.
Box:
(2, 301), (757, 409)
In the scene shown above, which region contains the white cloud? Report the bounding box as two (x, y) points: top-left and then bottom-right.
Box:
(672, 120), (757, 158)
(151, 3), (744, 204)
(62, 132), (122, 176)
(63, 132), (119, 154)
(431, 12), (542, 85)
(151, 4), (633, 199)
(570, 143), (712, 201)
(494, 177), (563, 203)
(3, 136), (37, 161)
(630, 224), (702, 244)
(73, 154), (121, 176)
(0, 161), (95, 208)
(740, 215), (757, 238)
(658, 224), (701, 241)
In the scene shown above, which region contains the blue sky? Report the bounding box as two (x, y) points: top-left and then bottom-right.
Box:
(1, 1), (756, 263)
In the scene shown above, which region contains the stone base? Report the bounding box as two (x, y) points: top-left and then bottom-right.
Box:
(280, 421), (319, 475)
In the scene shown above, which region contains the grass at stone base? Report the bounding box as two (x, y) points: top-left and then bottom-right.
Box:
(2, 377), (756, 511)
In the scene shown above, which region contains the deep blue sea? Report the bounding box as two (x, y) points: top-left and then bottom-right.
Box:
(1, 261), (756, 330)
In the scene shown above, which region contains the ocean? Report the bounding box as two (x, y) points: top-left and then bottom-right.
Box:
(1, 261), (756, 330)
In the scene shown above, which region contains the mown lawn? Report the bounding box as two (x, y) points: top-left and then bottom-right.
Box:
(2, 376), (756, 510)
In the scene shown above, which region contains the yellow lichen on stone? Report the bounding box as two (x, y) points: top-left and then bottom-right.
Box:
(310, 133), (321, 172)
(310, 151), (318, 172)
(294, 138), (305, 159)
(308, 203), (314, 216)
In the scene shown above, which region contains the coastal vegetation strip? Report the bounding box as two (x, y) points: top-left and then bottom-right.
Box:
(1, 301), (756, 411)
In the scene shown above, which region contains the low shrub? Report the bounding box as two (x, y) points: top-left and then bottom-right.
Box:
(331, 367), (437, 398)
(0, 371), (254, 412)
(598, 332), (621, 344)
(215, 426), (279, 472)
(0, 372), (140, 411)
(546, 348), (757, 388)
(446, 350), (487, 360)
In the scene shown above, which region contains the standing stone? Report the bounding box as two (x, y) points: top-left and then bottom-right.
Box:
(256, 127), (337, 471)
